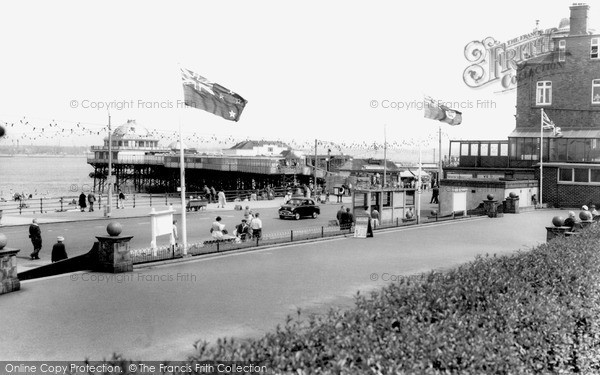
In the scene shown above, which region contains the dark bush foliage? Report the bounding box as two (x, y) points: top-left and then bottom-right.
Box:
(187, 226), (600, 374)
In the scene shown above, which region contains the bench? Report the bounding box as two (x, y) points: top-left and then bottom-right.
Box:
(187, 199), (208, 211)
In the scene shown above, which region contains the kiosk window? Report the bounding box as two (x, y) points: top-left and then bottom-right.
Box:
(405, 190), (415, 206)
(382, 192), (391, 207)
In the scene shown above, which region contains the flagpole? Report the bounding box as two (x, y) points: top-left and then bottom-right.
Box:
(383, 125), (387, 188)
(540, 108), (544, 208)
(417, 145), (422, 223)
(178, 64), (188, 256)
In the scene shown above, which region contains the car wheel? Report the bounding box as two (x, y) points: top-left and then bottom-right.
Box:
(294, 213), (301, 220)
(312, 212), (319, 219)
(279, 215), (285, 219)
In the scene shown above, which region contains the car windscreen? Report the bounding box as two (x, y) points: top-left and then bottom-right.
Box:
(287, 199), (302, 206)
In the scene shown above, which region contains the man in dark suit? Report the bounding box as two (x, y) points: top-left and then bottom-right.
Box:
(28, 219), (42, 260)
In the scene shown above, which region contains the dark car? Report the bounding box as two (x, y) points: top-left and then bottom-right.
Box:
(279, 197), (320, 220)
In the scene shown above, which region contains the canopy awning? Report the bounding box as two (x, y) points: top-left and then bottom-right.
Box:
(508, 128), (600, 138)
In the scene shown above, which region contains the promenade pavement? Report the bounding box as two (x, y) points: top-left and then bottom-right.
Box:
(1, 207), (565, 361)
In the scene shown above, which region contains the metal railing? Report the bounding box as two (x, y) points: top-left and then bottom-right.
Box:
(128, 213), (481, 265)
(0, 188), (290, 216)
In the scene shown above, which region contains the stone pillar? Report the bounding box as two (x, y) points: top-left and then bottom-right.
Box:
(0, 248), (20, 295)
(95, 235), (134, 273)
(505, 197), (520, 214)
(546, 226), (571, 242)
(483, 199), (498, 218)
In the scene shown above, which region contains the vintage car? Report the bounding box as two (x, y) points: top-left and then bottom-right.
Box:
(278, 197), (320, 220)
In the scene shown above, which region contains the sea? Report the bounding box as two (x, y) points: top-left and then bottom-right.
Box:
(0, 155), (93, 200)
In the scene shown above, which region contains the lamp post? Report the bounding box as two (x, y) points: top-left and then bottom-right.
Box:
(105, 112), (113, 217)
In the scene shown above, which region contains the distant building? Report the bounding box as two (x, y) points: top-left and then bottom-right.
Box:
(338, 158), (400, 188)
(223, 140), (295, 157)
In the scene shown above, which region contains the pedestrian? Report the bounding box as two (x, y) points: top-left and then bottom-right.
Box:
(79, 192), (87, 212)
(340, 208), (352, 230)
(336, 205), (346, 225)
(203, 185), (211, 201)
(430, 185), (440, 204)
(171, 220), (179, 250)
(87, 192), (96, 212)
(243, 206), (253, 221)
(371, 208), (380, 229)
(250, 212), (263, 240)
(210, 216), (226, 240)
(235, 219), (250, 242)
(405, 207), (415, 220)
(118, 190), (126, 209)
(210, 186), (217, 203)
(591, 204), (599, 218)
(217, 190), (226, 208)
(51, 236), (68, 263)
(28, 218), (42, 260)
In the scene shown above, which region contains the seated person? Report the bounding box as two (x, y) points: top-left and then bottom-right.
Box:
(563, 211), (582, 231)
(210, 216), (226, 239)
(235, 219), (250, 241)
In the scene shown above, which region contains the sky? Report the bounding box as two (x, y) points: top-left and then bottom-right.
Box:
(0, 1), (598, 160)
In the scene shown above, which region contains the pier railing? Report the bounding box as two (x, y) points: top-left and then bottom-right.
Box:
(0, 188), (290, 216)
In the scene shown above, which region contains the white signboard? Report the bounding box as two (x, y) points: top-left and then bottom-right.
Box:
(452, 191), (467, 214)
(149, 206), (175, 255)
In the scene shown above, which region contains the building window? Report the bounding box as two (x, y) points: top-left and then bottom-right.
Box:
(593, 79), (600, 104)
(461, 143), (469, 156)
(591, 170), (600, 183)
(480, 143), (489, 156)
(574, 168), (589, 183)
(559, 168), (572, 182)
(558, 40), (566, 62)
(536, 81), (552, 105)
(592, 38), (599, 59)
(470, 143), (478, 156)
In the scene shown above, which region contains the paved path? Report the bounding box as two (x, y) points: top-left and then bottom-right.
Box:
(0, 209), (562, 361)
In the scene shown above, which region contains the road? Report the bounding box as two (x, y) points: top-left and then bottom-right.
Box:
(2, 203), (347, 260)
(1, 209), (558, 361)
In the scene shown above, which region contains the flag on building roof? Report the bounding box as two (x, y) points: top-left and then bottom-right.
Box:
(181, 68), (248, 122)
(424, 96), (462, 126)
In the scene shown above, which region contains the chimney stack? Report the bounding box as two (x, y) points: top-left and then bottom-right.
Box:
(569, 3), (590, 36)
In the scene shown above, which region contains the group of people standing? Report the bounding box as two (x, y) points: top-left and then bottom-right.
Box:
(202, 185), (227, 207)
(75, 190), (126, 212)
(336, 205), (355, 230)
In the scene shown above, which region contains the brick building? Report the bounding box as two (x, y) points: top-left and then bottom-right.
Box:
(512, 3), (600, 207)
(444, 3), (600, 210)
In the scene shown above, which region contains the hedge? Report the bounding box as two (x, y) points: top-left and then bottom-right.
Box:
(101, 225), (600, 374)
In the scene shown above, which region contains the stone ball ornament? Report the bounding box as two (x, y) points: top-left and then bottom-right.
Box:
(551, 216), (564, 227)
(579, 210), (593, 221)
(486, 194), (495, 201)
(106, 222), (123, 237)
(0, 233), (7, 250)
(509, 192), (518, 198)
